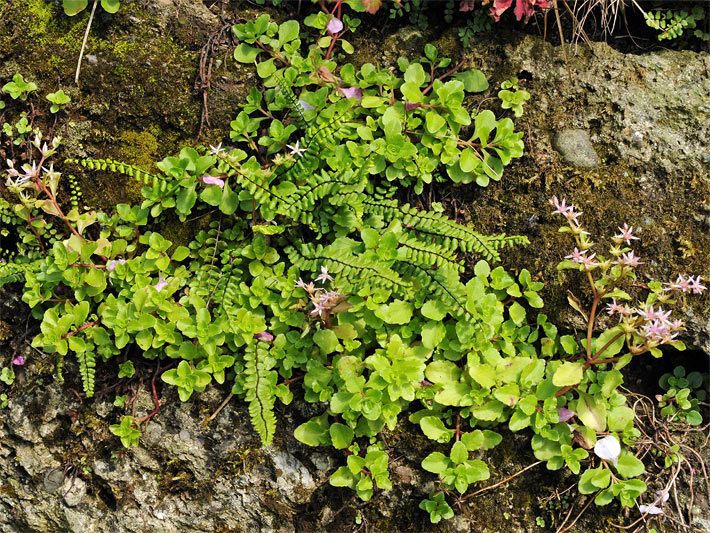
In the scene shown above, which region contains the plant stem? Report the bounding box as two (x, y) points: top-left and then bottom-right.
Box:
(458, 461), (543, 502)
(75, 0), (99, 85)
(585, 331), (625, 366)
(63, 320), (99, 338)
(422, 59), (465, 96)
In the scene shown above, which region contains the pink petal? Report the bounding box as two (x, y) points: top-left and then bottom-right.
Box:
(490, 0), (513, 20)
(558, 407), (575, 422)
(254, 331), (275, 342)
(327, 17), (344, 34)
(338, 87), (362, 101)
(154, 276), (168, 292)
(202, 176), (225, 188)
(12, 356), (26, 366)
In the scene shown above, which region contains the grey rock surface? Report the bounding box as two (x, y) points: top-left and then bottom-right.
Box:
(552, 129), (600, 168)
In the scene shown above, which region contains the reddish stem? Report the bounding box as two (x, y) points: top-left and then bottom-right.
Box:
(62, 320), (98, 338)
(422, 59), (465, 96)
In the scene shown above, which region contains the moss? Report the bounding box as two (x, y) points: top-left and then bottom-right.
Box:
(0, 0), (55, 59)
(215, 447), (266, 477)
(0, 319), (11, 341)
(156, 458), (206, 495)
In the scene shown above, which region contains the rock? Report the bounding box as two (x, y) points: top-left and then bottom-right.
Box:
(552, 129), (601, 168)
(62, 477), (86, 507)
(269, 450), (317, 504)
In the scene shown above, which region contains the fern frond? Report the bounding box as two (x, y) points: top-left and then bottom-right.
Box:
(66, 158), (163, 185)
(271, 105), (356, 185)
(288, 240), (412, 296)
(394, 261), (468, 316)
(397, 234), (463, 272)
(215, 155), (283, 212)
(275, 165), (369, 230)
(66, 174), (84, 211)
(0, 260), (31, 287)
(76, 348), (96, 398)
(278, 83), (310, 132)
(362, 197), (526, 262)
(244, 341), (278, 446)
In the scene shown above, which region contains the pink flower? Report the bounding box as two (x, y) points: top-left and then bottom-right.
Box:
(565, 247), (588, 264)
(202, 176), (225, 188)
(558, 407), (575, 422)
(614, 251), (643, 267)
(107, 258), (126, 272)
(254, 331), (274, 342)
(563, 207), (583, 226)
(327, 16), (344, 35)
(606, 300), (632, 316)
(154, 275), (168, 292)
(315, 266), (334, 284)
(310, 300), (325, 317)
(637, 305), (671, 323)
(490, 0), (550, 22)
(666, 274), (692, 293)
(549, 196), (573, 216)
(579, 253), (598, 269)
(688, 276), (707, 295)
(295, 278), (316, 293)
(669, 319), (685, 331)
(613, 223), (640, 244)
(338, 87), (363, 101)
(12, 355), (25, 366)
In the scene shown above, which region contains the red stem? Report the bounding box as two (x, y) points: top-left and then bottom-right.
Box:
(62, 320), (98, 338)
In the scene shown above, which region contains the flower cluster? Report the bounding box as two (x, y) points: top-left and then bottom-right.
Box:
(665, 274), (706, 295)
(295, 266), (347, 319)
(5, 134), (61, 192)
(607, 300), (685, 344)
(551, 195), (649, 275)
(551, 195), (705, 351)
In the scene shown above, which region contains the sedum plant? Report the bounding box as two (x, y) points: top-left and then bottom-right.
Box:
(656, 366), (707, 426)
(231, 14), (524, 191)
(1, 18), (706, 526)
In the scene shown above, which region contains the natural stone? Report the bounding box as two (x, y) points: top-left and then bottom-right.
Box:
(552, 129), (601, 168)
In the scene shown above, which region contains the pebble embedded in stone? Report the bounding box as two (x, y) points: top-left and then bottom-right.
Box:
(552, 129), (601, 168)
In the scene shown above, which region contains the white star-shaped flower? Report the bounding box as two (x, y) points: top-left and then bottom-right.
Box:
(286, 140), (307, 158)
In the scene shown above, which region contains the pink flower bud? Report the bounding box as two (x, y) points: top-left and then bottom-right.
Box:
(338, 87), (362, 101)
(254, 331), (274, 342)
(327, 17), (344, 34)
(202, 176), (225, 188)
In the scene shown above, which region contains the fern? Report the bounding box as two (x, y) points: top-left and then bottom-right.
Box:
(277, 83), (310, 132)
(359, 195), (527, 262)
(66, 158), (164, 186)
(243, 341), (278, 446)
(0, 260), (30, 287)
(76, 348), (97, 398)
(288, 240), (412, 297)
(66, 174), (84, 211)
